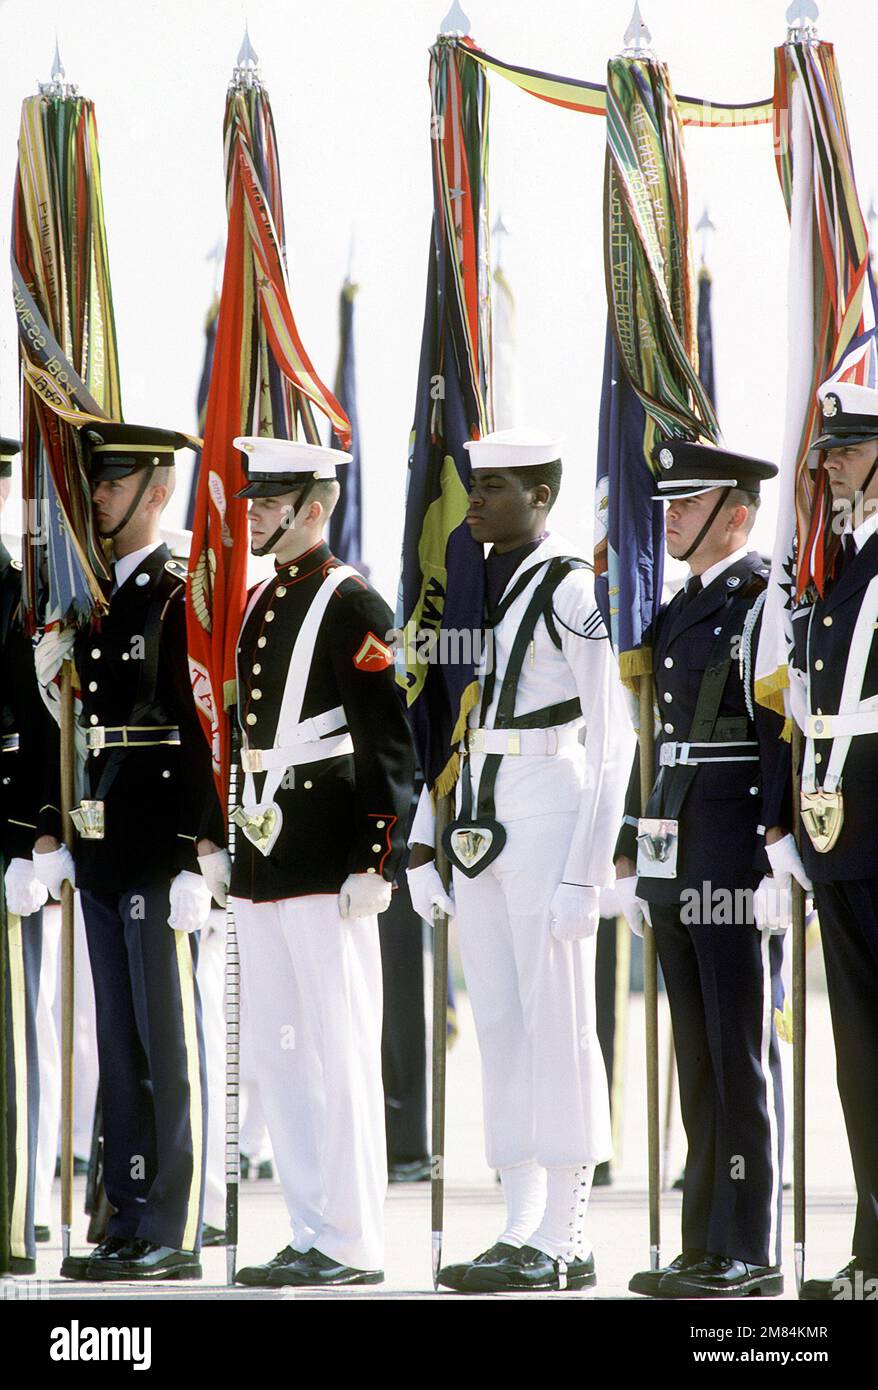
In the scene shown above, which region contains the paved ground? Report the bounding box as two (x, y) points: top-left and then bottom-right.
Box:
(4, 966), (859, 1303)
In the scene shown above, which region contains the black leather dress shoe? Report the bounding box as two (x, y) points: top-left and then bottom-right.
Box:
(60, 1234), (132, 1281)
(235, 1244), (307, 1286)
(7, 1255), (36, 1275)
(628, 1249), (706, 1297)
(388, 1157), (432, 1184)
(438, 1241), (520, 1291)
(87, 1239), (201, 1281)
(463, 1244), (597, 1293)
(201, 1224), (227, 1247)
(799, 1259), (878, 1301)
(267, 1246), (384, 1288)
(659, 1253), (783, 1298)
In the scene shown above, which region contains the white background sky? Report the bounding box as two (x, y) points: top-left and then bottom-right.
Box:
(1, 0), (876, 602)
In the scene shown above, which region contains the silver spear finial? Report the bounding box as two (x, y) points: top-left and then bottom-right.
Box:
(231, 23), (262, 91)
(439, 2), (471, 37)
(38, 37), (78, 98)
(621, 2), (655, 56)
(786, 1), (819, 44)
(696, 207), (717, 265)
(492, 211), (510, 269)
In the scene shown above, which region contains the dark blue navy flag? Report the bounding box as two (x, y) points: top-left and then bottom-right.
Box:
(697, 266), (717, 411)
(329, 280), (362, 567)
(186, 297), (219, 530)
(593, 320), (665, 682)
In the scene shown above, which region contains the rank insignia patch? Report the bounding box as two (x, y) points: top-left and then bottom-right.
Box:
(354, 631), (394, 672)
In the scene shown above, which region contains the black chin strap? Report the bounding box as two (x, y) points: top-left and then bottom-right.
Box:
(679, 486), (732, 563)
(101, 468), (155, 541)
(251, 481), (316, 557)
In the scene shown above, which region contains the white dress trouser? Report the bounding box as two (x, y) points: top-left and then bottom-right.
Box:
(232, 894), (386, 1271)
(195, 910), (228, 1230)
(453, 812), (612, 1171)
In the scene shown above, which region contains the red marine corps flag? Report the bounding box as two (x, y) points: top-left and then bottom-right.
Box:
(187, 31), (350, 801)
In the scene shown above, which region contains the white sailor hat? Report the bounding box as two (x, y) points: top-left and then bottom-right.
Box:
(811, 381), (878, 453)
(233, 436), (353, 497)
(463, 428), (563, 470)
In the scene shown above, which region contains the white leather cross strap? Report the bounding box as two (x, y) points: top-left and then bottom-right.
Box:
(240, 566), (356, 810)
(241, 706), (353, 771)
(659, 740), (759, 768)
(465, 725), (582, 756)
(803, 573), (878, 794)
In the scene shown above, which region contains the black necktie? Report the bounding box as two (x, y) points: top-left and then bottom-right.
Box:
(841, 533), (857, 571)
(681, 574), (702, 608)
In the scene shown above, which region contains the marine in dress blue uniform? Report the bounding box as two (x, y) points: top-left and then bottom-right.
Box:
(0, 436), (53, 1274)
(615, 442), (795, 1299)
(33, 423), (224, 1282)
(792, 383), (878, 1300)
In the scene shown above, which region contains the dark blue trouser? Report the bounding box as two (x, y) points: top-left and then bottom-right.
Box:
(81, 886), (207, 1252)
(812, 879), (878, 1265)
(650, 902), (785, 1268)
(4, 904), (42, 1265)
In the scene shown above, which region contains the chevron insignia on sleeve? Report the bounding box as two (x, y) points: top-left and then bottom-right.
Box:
(354, 631), (394, 671)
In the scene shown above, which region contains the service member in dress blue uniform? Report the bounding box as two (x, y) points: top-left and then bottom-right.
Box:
(614, 441), (802, 1299)
(408, 429), (633, 1294)
(790, 382), (878, 1300)
(0, 436), (53, 1274)
(32, 422), (225, 1282)
(228, 437), (415, 1289)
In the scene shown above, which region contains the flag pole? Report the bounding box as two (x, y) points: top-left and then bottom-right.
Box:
(639, 671), (661, 1268)
(225, 721), (240, 1286)
(790, 725), (806, 1291)
(430, 793), (452, 1289)
(59, 660), (76, 1261)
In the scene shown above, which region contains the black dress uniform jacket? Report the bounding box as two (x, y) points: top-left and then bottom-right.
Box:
(0, 544), (54, 857)
(792, 529), (878, 882)
(46, 544), (223, 892)
(230, 541), (414, 903)
(615, 550), (791, 903)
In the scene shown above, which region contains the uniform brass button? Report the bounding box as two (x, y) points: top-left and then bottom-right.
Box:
(366, 867), (377, 874)
(372, 843), (382, 853)
(749, 786), (759, 796)
(90, 715), (99, 725)
(89, 681), (98, 692)
(252, 689), (262, 700)
(246, 713), (257, 726)
(664, 657), (673, 669)
(122, 653), (130, 661)
(162, 769), (171, 779)
(91, 648), (101, 659)
(275, 586), (286, 598)
(265, 610), (275, 623)
(304, 780), (313, 789)
(376, 820), (386, 828)
(823, 616), (833, 626)
(664, 722), (674, 734)
(815, 752), (823, 764)
(252, 663), (261, 675)
(257, 636), (267, 648)
(1, 777), (9, 786)
(663, 692), (672, 703)
(814, 659), (824, 671)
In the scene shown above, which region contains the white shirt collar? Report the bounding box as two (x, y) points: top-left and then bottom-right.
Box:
(851, 508), (878, 552)
(694, 544), (750, 591)
(114, 541), (162, 591)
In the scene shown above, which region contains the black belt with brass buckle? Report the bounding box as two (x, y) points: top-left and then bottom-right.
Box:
(1, 733), (20, 753)
(84, 725), (181, 751)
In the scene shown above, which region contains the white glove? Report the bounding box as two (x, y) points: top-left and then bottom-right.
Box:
(4, 859), (49, 917)
(765, 833), (812, 891)
(338, 873), (393, 921)
(753, 874), (792, 934)
(198, 849), (232, 908)
(613, 875), (651, 939)
(406, 861), (455, 924)
(599, 880), (625, 919)
(168, 870), (212, 934)
(549, 883), (600, 942)
(32, 845), (76, 899)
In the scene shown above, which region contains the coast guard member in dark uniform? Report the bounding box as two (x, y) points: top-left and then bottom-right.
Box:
(1, 436), (51, 1274)
(33, 423), (224, 1282)
(229, 437), (414, 1289)
(792, 383), (878, 1301)
(615, 442), (800, 1299)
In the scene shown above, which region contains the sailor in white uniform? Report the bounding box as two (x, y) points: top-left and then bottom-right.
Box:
(407, 429), (632, 1293)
